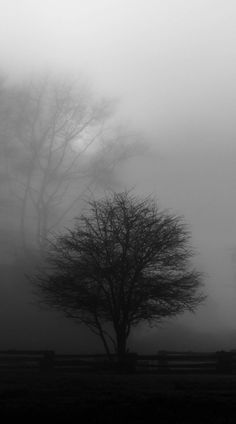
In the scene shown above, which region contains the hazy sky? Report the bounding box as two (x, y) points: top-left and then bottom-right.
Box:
(0, 0), (236, 349)
(0, 0), (235, 138)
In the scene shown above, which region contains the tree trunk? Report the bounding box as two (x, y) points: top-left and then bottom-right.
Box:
(115, 325), (137, 373)
(116, 329), (129, 372)
(117, 332), (127, 361)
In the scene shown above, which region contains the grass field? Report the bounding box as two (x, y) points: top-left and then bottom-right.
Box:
(0, 371), (236, 422)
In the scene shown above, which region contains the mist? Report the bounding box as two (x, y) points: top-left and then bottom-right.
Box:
(0, 0), (236, 353)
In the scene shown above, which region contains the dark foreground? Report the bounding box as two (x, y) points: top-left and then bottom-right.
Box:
(0, 371), (236, 422)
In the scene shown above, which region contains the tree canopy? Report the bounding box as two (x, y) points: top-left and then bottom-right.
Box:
(32, 191), (204, 359)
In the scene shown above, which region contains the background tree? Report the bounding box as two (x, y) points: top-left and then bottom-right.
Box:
(0, 75), (144, 257)
(32, 191), (204, 361)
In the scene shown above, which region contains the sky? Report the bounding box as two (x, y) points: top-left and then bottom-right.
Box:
(0, 0), (236, 351)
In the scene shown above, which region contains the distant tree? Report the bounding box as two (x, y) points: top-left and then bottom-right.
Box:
(32, 191), (204, 362)
(1, 76), (143, 255)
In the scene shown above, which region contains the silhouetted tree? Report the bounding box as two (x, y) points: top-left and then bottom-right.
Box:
(32, 191), (204, 362)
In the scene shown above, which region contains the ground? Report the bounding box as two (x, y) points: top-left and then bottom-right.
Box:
(0, 371), (236, 422)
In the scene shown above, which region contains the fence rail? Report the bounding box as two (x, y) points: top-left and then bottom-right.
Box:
(0, 350), (236, 374)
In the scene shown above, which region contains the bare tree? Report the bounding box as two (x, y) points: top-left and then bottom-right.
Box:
(3, 76), (141, 255)
(32, 191), (204, 362)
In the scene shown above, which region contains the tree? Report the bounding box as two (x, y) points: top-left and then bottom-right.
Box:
(1, 75), (143, 256)
(32, 191), (204, 362)
(7, 76), (113, 253)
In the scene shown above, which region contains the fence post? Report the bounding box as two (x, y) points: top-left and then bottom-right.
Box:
(40, 350), (55, 373)
(216, 351), (233, 374)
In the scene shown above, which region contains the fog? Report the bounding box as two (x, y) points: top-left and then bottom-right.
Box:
(0, 0), (236, 353)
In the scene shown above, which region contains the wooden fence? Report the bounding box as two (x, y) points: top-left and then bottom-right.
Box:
(136, 351), (236, 375)
(0, 350), (236, 374)
(0, 350), (55, 372)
